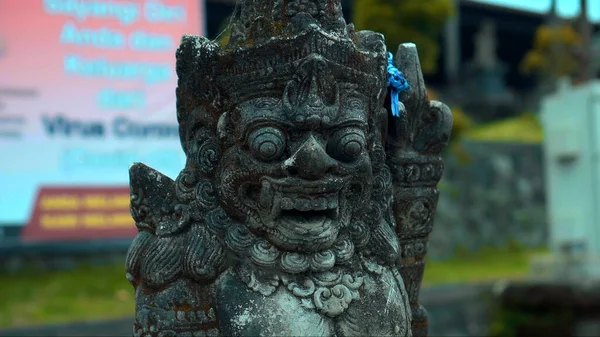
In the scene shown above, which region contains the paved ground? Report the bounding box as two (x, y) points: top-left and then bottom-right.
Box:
(0, 318), (132, 337)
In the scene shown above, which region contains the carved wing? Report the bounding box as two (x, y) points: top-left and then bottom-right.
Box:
(126, 162), (184, 290)
(386, 43), (453, 337)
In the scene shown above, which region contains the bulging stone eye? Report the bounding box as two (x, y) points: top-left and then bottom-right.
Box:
(248, 127), (286, 162)
(329, 127), (365, 162)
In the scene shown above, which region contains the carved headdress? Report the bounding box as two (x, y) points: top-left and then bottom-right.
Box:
(175, 0), (389, 158)
(126, 1), (453, 336)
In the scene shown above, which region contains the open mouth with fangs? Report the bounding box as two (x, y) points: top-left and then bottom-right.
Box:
(240, 176), (346, 249)
(277, 195), (339, 233)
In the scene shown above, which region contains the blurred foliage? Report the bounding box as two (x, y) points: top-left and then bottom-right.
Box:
(430, 86), (544, 159)
(438, 179), (461, 198)
(464, 113), (543, 144)
(521, 23), (583, 81)
(423, 246), (549, 287)
(353, 0), (455, 74)
(449, 105), (474, 164)
(489, 304), (573, 337)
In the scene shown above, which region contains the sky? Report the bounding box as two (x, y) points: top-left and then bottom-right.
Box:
(469, 0), (600, 22)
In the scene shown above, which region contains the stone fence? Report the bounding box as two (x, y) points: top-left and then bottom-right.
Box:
(430, 140), (547, 259)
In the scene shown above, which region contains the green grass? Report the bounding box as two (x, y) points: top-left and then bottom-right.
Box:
(0, 263), (134, 328)
(0, 246), (549, 328)
(423, 245), (550, 286)
(463, 113), (544, 144)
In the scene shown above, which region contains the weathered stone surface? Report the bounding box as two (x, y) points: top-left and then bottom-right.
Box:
(125, 0), (452, 336)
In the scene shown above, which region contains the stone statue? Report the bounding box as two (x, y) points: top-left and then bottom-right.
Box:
(473, 20), (498, 69)
(463, 19), (515, 120)
(125, 0), (452, 336)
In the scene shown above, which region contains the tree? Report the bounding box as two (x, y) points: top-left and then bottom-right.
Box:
(519, 0), (589, 111)
(521, 23), (583, 82)
(353, 0), (455, 75)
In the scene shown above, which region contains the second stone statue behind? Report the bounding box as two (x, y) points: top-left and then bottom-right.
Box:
(125, 0), (453, 336)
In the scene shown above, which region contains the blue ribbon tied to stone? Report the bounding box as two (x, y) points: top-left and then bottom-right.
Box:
(386, 52), (410, 118)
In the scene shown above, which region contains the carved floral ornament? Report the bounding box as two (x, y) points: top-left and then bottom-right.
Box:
(125, 0), (453, 336)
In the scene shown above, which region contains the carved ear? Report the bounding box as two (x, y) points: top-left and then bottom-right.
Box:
(414, 101), (453, 155)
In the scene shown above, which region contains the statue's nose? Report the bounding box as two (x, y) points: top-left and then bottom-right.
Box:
(283, 134), (337, 180)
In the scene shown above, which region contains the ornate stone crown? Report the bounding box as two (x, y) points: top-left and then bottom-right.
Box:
(175, 0), (389, 156)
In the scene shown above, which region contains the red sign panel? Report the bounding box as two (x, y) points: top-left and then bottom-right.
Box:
(22, 186), (137, 242)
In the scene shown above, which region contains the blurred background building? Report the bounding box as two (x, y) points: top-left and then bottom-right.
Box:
(1, 0), (600, 336)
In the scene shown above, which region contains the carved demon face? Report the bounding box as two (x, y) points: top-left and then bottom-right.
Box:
(216, 56), (374, 253)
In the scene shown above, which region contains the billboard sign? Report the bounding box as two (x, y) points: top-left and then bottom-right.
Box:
(0, 0), (204, 243)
